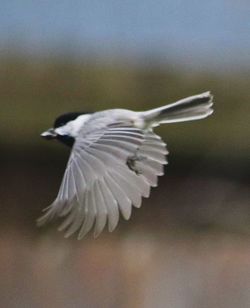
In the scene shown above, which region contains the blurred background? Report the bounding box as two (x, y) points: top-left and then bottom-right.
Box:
(0, 1), (250, 307)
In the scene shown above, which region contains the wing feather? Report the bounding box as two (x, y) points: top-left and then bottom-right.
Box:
(78, 190), (96, 239)
(38, 123), (168, 238)
(111, 170), (142, 208)
(57, 198), (79, 232)
(115, 164), (150, 198)
(105, 172), (132, 220)
(99, 178), (119, 232)
(93, 181), (108, 238)
(97, 139), (139, 152)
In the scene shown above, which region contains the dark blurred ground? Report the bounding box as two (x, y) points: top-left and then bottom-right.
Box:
(0, 55), (250, 307)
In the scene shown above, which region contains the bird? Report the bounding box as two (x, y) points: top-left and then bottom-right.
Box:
(38, 91), (214, 239)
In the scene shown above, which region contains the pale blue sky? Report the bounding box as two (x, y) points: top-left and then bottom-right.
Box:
(0, 1), (249, 69)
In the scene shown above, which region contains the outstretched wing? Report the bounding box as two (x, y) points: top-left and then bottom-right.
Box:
(37, 123), (168, 238)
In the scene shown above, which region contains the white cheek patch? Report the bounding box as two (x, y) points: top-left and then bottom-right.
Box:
(55, 126), (69, 136)
(55, 114), (91, 137)
(69, 114), (92, 137)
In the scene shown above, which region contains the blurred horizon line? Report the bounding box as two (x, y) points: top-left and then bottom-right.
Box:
(1, 44), (250, 74)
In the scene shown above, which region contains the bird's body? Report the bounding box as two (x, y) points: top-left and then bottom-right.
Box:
(39, 92), (214, 238)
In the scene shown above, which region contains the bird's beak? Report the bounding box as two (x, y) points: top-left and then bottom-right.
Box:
(41, 128), (57, 140)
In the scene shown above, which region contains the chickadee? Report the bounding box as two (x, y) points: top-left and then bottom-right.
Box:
(38, 92), (214, 239)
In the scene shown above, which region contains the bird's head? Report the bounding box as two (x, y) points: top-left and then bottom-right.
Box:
(41, 112), (91, 147)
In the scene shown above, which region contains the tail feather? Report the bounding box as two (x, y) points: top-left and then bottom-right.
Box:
(141, 92), (214, 127)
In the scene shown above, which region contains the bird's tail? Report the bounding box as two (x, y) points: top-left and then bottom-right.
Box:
(141, 91), (214, 127)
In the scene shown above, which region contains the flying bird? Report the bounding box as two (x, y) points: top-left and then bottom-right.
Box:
(38, 92), (214, 239)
